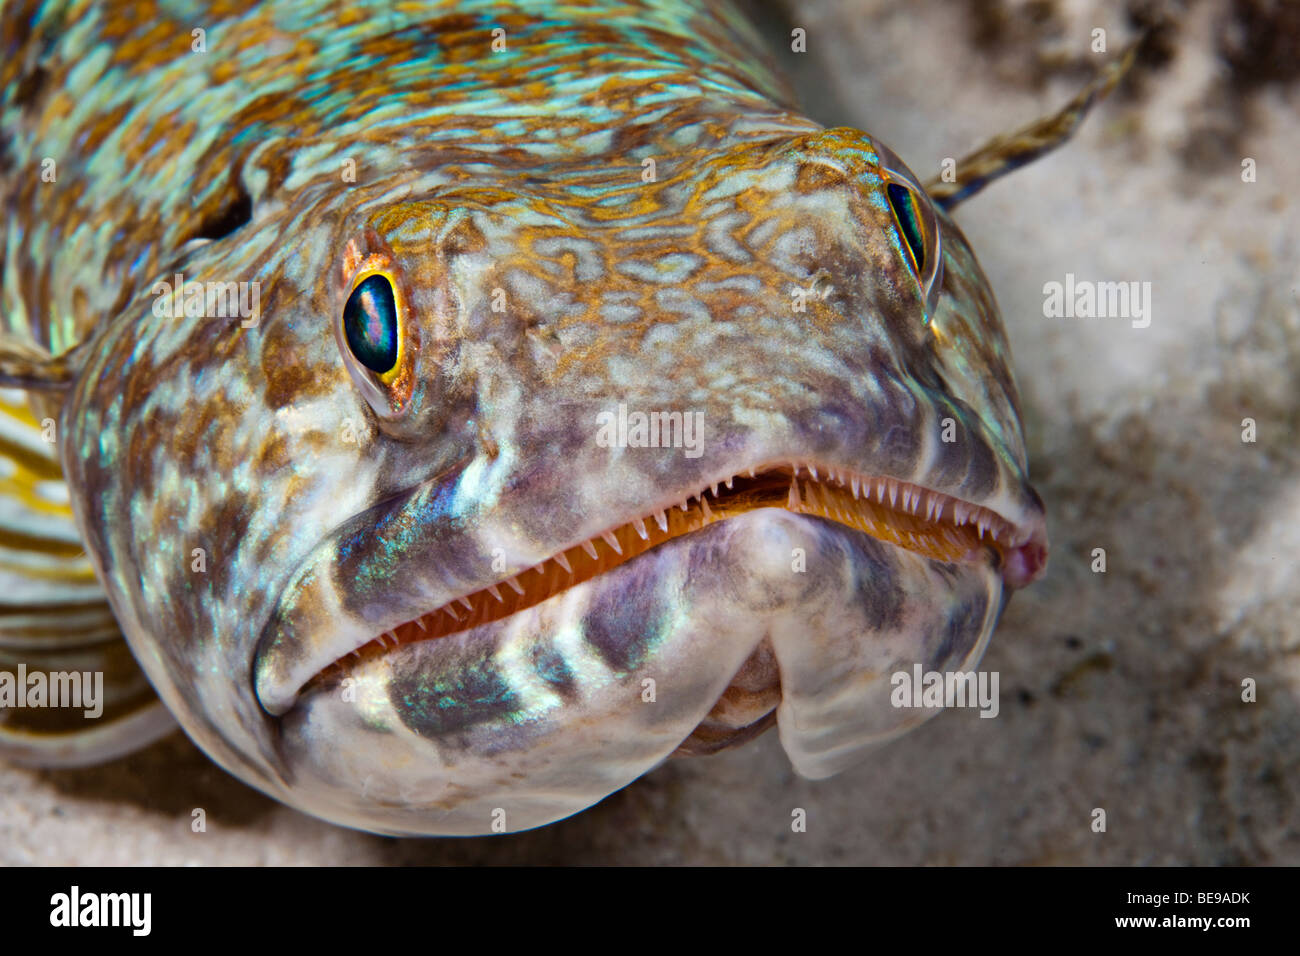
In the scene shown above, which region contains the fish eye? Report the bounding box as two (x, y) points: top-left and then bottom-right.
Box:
(873, 140), (944, 319)
(886, 181), (927, 275)
(342, 273), (400, 378)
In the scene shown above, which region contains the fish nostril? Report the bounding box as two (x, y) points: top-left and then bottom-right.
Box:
(188, 177), (253, 243)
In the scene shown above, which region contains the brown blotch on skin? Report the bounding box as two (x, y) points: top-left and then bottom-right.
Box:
(794, 159), (847, 195)
(12, 63), (49, 114)
(112, 15), (190, 78)
(124, 410), (166, 500)
(478, 421), (500, 461)
(79, 100), (133, 157)
(443, 217), (488, 257)
(173, 396), (237, 475)
(254, 430), (293, 475)
(252, 473), (311, 569)
(259, 311), (336, 411)
(180, 309), (251, 381)
(203, 495), (257, 591)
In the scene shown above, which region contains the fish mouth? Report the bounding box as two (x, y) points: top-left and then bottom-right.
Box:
(296, 461), (1046, 698)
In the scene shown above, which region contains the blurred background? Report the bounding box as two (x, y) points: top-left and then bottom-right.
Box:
(3, 0), (1297, 864)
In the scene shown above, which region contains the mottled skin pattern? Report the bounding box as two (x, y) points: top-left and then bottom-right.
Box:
(3, 0), (1049, 834)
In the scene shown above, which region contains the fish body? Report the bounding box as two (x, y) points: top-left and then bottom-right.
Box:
(0, 0), (1068, 835)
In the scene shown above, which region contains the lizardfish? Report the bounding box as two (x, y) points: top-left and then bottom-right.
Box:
(0, 0), (1128, 835)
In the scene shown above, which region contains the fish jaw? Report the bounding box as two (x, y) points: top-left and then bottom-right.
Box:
(250, 379), (1043, 835)
(264, 508), (1003, 836)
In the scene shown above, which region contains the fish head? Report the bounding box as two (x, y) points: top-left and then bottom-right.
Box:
(61, 126), (1046, 835)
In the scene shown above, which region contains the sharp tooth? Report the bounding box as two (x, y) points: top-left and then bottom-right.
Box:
(582, 540), (599, 560)
(444, 605), (462, 622)
(632, 518), (648, 540)
(457, 596), (474, 612)
(925, 497), (936, 522)
(888, 480), (898, 508)
(710, 483), (718, 497)
(654, 510), (668, 532)
(602, 530), (623, 555)
(809, 464), (819, 481)
(875, 481), (885, 503)
(505, 576), (525, 596)
(554, 551), (573, 573)
(414, 617), (427, 631)
(902, 488), (912, 512)
(747, 467), (756, 479)
(787, 478), (801, 509)
(725, 476), (734, 489)
(700, 495), (713, 520)
(976, 517), (987, 539)
(954, 502), (968, 525)
(487, 584), (505, 603)
(679, 499), (690, 511)
(851, 476), (860, 499)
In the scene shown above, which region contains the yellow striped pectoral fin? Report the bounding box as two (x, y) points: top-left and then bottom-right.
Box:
(0, 389), (175, 767)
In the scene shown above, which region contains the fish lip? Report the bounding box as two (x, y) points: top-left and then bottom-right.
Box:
(252, 459), (476, 718)
(254, 457), (1047, 716)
